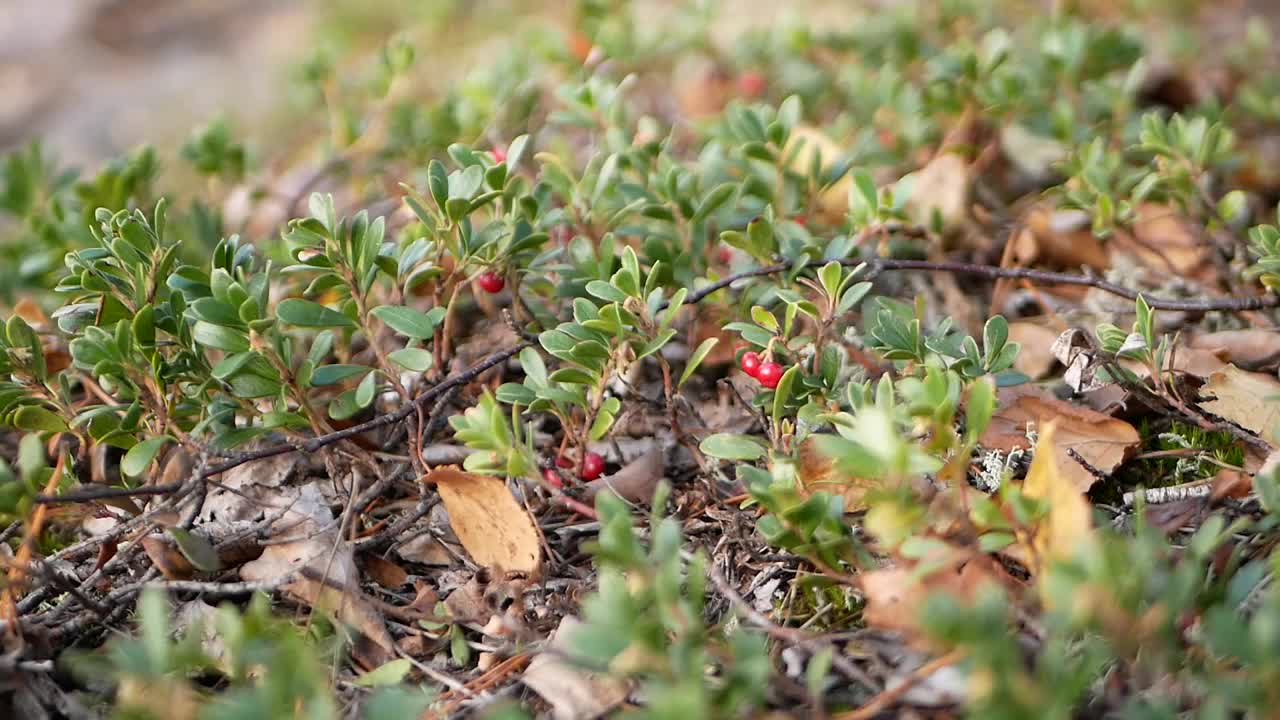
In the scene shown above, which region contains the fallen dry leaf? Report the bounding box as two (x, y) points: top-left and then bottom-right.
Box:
(796, 436), (882, 511)
(1007, 321), (1061, 379)
(1198, 364), (1280, 445)
(584, 447), (665, 505)
(1111, 203), (1214, 284)
(526, 616), (631, 720)
(361, 555), (409, 588)
(859, 542), (1018, 646)
(981, 387), (1140, 492)
(429, 467), (541, 576)
(784, 125), (851, 221)
(1019, 422), (1095, 579)
(1119, 344), (1227, 381)
(1190, 330), (1280, 370)
(236, 481), (395, 669)
(1015, 207), (1108, 270)
(905, 152), (969, 232)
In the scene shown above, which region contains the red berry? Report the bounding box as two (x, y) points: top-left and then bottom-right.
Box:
(477, 271), (505, 294)
(740, 351), (762, 377)
(755, 361), (784, 389)
(717, 245), (734, 264)
(542, 468), (563, 489)
(491, 146), (507, 163)
(581, 452), (605, 481)
(556, 455), (574, 469)
(738, 71), (766, 98)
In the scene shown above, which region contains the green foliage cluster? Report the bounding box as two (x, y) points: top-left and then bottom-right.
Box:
(5, 0), (1280, 717)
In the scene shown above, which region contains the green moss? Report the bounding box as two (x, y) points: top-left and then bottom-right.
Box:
(1092, 420), (1244, 506)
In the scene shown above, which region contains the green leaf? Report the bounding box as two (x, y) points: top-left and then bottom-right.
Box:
(277, 298), (355, 328)
(193, 321), (250, 353)
(772, 365), (800, 428)
(965, 376), (997, 441)
(311, 364), (369, 386)
(585, 281), (630, 303)
(371, 305), (443, 339)
(355, 658), (413, 688)
(355, 369), (378, 408)
(388, 348), (433, 372)
(700, 433), (767, 460)
(168, 528), (221, 572)
(122, 436), (171, 478)
(692, 182), (737, 222)
(679, 338), (718, 387)
(12, 406), (70, 433)
(750, 306), (779, 332)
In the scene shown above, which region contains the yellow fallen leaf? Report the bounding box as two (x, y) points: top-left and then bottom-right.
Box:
(905, 152), (969, 231)
(1019, 422), (1095, 581)
(429, 467), (542, 576)
(1199, 364), (1280, 446)
(783, 125), (851, 221)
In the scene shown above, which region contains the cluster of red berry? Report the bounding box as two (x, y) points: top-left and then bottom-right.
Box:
(740, 351), (784, 389)
(541, 451), (606, 489)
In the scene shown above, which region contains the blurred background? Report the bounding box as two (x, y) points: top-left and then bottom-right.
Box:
(0, 0), (847, 169)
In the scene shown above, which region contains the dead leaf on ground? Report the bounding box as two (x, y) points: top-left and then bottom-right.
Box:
(1001, 125), (1068, 181)
(1007, 321), (1061, 379)
(526, 616), (630, 720)
(1018, 422), (1096, 581)
(1190, 330), (1280, 370)
(395, 532), (453, 566)
(796, 436), (881, 512)
(905, 151), (969, 233)
(1119, 344), (1227, 381)
(1198, 364), (1280, 446)
(428, 467), (541, 576)
(583, 447), (665, 505)
(1014, 207), (1108, 270)
(361, 555), (409, 588)
(236, 481), (395, 669)
(1111, 203), (1214, 284)
(783, 125), (851, 221)
(859, 542), (1019, 646)
(981, 387), (1140, 492)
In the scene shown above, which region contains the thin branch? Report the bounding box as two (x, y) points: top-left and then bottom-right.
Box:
(34, 342), (531, 505)
(677, 257), (1280, 312)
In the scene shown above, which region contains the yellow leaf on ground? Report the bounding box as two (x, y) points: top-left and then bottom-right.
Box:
(1199, 364), (1280, 446)
(783, 125), (851, 221)
(1019, 422), (1095, 579)
(905, 152), (969, 231)
(429, 467), (542, 576)
(981, 387), (1140, 492)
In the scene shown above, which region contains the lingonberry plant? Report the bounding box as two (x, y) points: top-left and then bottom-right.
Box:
(5, 1), (1280, 718)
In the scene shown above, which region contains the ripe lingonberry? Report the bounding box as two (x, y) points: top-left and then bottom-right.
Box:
(477, 271), (505, 293)
(581, 452), (605, 480)
(738, 71), (766, 98)
(542, 468), (563, 489)
(740, 351), (762, 377)
(755, 361), (784, 389)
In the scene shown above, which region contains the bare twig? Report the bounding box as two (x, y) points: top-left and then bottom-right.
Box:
(675, 257), (1280, 312)
(707, 562), (875, 691)
(34, 342), (532, 505)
